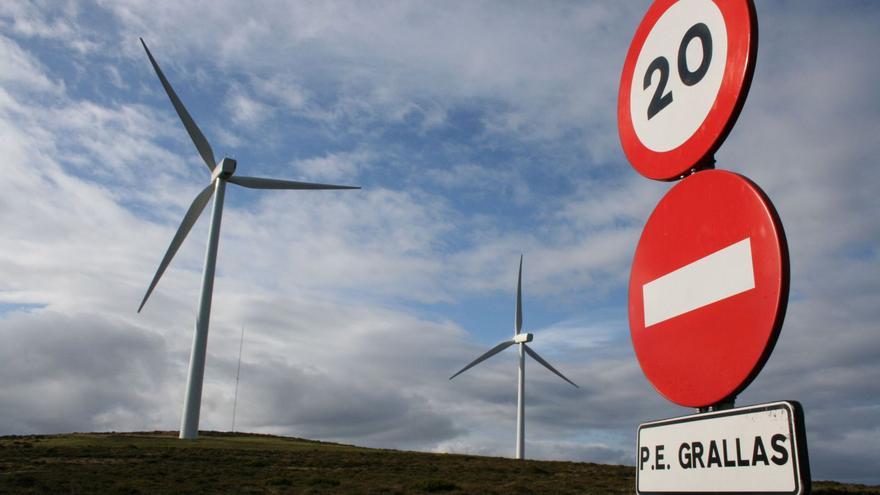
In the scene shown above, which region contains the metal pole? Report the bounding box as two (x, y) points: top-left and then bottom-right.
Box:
(515, 342), (525, 460)
(180, 178), (226, 439)
(698, 397), (736, 414)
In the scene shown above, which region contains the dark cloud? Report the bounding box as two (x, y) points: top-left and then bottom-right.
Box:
(244, 362), (461, 448)
(0, 310), (172, 433)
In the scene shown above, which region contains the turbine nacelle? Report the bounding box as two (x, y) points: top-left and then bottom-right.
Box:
(211, 158), (237, 181)
(513, 333), (533, 344)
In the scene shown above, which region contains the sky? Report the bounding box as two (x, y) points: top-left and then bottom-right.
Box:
(0, 0), (878, 485)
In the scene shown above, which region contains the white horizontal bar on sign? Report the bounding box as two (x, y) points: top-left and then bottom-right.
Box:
(643, 238), (755, 327)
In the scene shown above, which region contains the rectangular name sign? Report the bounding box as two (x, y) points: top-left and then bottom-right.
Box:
(637, 401), (810, 494)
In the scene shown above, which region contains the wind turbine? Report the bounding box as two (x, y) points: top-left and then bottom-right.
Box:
(449, 255), (578, 460)
(136, 39), (359, 439)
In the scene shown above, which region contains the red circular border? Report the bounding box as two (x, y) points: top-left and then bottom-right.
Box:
(628, 170), (789, 408)
(618, 0), (757, 181)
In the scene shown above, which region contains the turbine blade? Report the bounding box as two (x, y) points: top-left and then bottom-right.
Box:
(140, 38), (216, 172)
(138, 183), (215, 312)
(228, 176), (360, 190)
(524, 345), (579, 388)
(449, 340), (516, 381)
(515, 254), (523, 335)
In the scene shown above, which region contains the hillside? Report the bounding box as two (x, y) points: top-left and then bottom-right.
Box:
(0, 432), (876, 494)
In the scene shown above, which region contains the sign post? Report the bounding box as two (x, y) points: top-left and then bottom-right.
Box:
(618, 1), (810, 493)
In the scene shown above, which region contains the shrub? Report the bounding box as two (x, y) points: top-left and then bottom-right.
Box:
(418, 479), (459, 492)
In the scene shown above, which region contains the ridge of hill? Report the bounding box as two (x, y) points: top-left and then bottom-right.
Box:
(0, 432), (876, 494)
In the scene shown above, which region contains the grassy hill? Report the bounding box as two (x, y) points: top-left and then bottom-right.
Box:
(0, 432), (877, 494)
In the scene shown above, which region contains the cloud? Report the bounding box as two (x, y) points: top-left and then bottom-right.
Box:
(0, 2), (77, 42)
(92, 1), (644, 158)
(0, 33), (64, 94)
(0, 1), (878, 486)
(225, 84), (273, 128)
(0, 310), (174, 434)
(425, 162), (532, 206)
(251, 76), (308, 112)
(291, 149), (371, 182)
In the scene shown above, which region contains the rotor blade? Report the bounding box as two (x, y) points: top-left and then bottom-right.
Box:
(449, 340), (516, 381)
(228, 176), (360, 190)
(140, 38), (216, 172)
(138, 183), (215, 312)
(524, 345), (579, 388)
(515, 254), (523, 334)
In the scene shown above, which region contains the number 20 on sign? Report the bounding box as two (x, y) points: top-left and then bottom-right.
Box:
(618, 0), (757, 181)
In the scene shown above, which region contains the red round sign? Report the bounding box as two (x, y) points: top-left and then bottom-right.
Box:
(628, 170), (788, 408)
(618, 0), (757, 181)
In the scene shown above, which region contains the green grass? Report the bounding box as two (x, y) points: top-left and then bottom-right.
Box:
(0, 432), (876, 494)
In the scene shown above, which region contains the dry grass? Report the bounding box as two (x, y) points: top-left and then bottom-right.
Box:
(0, 432), (875, 494)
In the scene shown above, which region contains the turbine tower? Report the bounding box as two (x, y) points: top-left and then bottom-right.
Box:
(137, 39), (359, 439)
(450, 255), (578, 460)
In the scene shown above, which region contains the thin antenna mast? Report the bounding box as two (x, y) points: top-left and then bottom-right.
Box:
(231, 325), (245, 433)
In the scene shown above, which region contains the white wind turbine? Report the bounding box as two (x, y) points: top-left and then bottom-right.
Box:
(136, 39), (359, 439)
(449, 255), (578, 460)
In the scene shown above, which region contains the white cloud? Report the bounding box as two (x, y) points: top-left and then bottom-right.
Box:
(93, 1), (644, 157)
(0, 34), (64, 94)
(291, 149), (370, 182)
(251, 76), (307, 112)
(0, 2), (77, 41)
(426, 162), (532, 205)
(225, 84), (273, 128)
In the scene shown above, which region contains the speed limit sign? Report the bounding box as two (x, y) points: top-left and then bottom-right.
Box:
(618, 0), (757, 181)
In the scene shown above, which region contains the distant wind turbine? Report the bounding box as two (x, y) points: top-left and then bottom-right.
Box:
(137, 38), (359, 440)
(450, 255), (578, 460)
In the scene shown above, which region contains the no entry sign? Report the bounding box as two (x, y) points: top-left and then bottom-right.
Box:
(618, 0), (757, 180)
(629, 170), (788, 408)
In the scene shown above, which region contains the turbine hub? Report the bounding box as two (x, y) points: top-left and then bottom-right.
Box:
(212, 157), (237, 180)
(513, 333), (533, 344)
